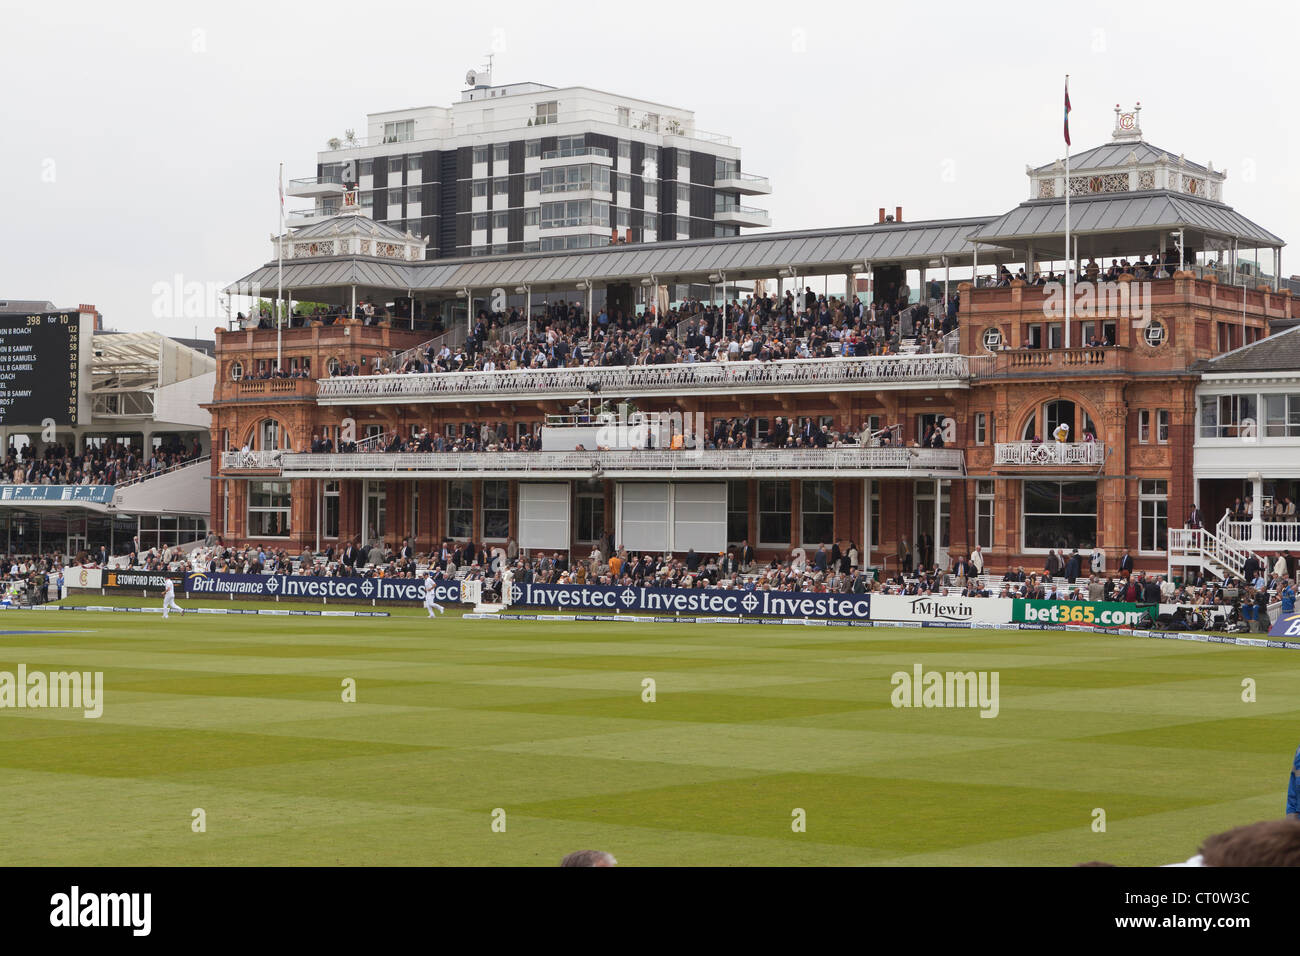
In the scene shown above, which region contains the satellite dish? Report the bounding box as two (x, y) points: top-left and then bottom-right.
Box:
(465, 69), (477, 86)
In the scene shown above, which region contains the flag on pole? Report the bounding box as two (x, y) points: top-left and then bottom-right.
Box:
(1064, 76), (1071, 146)
(278, 164), (284, 210)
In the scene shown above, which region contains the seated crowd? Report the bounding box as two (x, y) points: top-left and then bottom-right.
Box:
(362, 286), (961, 378)
(3, 438), (204, 486)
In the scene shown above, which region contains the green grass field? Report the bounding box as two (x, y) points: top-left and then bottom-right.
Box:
(1, 596), (1296, 866)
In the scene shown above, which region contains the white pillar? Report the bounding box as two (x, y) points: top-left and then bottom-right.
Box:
(863, 479), (872, 570)
(525, 288), (532, 340)
(1251, 475), (1264, 546)
(933, 477), (942, 572)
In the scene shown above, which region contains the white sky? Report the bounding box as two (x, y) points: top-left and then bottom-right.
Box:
(3, 0), (1296, 333)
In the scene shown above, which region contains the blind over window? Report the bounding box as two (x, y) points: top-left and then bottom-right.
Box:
(517, 482), (570, 551)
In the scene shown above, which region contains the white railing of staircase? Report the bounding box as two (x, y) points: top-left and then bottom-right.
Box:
(1168, 527), (1252, 581)
(111, 455), (210, 491)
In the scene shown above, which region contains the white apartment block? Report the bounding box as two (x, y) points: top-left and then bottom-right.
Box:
(285, 71), (771, 259)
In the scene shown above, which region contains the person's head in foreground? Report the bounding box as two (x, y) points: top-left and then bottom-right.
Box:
(1197, 819), (1300, 866)
(560, 850), (617, 867)
(1163, 818), (1300, 867)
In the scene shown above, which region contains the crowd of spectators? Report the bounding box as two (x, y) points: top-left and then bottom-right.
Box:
(239, 298), (446, 334)
(3, 438), (204, 486)
(974, 252), (1180, 290)
(50, 523), (1296, 631)
(308, 414), (933, 456)
(368, 286), (961, 379)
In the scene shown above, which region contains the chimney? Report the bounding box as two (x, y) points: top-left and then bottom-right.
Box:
(878, 208), (886, 224)
(895, 206), (903, 223)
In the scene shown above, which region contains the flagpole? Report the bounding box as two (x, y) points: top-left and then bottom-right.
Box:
(277, 162), (284, 373)
(1064, 75), (1071, 349)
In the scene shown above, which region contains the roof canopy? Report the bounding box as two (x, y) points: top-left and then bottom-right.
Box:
(228, 217), (1006, 299)
(971, 190), (1283, 261)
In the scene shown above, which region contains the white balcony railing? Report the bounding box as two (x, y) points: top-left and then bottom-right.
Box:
(265, 446), (966, 478)
(1219, 517), (1300, 547)
(220, 450), (286, 470)
(993, 441), (1106, 466)
(316, 354), (972, 404)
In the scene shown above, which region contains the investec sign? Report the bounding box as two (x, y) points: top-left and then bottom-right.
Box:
(184, 572), (461, 603)
(511, 582), (872, 620)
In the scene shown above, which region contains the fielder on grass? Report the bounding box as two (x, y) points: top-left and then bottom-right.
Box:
(423, 572), (446, 618)
(162, 577), (184, 619)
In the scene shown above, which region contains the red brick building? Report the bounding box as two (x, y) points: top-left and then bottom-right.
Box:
(211, 111), (1290, 578)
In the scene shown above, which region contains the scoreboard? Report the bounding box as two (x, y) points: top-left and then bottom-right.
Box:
(0, 312), (80, 426)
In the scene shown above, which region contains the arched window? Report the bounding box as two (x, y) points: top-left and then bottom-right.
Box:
(1024, 401), (1098, 442)
(230, 361), (244, 381)
(259, 419), (289, 451)
(1044, 400), (1075, 440)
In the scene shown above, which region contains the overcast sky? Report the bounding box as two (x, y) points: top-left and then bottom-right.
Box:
(3, 0), (1296, 334)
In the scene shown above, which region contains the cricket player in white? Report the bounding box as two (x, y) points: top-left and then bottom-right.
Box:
(162, 578), (184, 619)
(423, 574), (445, 617)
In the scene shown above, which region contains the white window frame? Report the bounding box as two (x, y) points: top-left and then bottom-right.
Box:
(248, 480), (292, 539)
(800, 480), (835, 549)
(758, 479), (791, 548)
(976, 480), (996, 550)
(1139, 479), (1169, 555)
(447, 479), (474, 541)
(1020, 480), (1098, 554)
(323, 480), (340, 539)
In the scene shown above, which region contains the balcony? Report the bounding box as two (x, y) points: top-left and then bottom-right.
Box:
(314, 354), (974, 406)
(714, 171), (772, 195)
(712, 203), (771, 228)
(1217, 517), (1300, 550)
(287, 206), (339, 226)
(540, 147), (612, 163)
(286, 175), (345, 199)
(248, 446), (967, 479)
(222, 378), (319, 402)
(993, 441), (1106, 467)
(220, 450), (286, 470)
(971, 347), (1129, 380)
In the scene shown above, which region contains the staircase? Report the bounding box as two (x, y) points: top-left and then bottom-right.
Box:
(1167, 526), (1263, 582)
(112, 456), (211, 516)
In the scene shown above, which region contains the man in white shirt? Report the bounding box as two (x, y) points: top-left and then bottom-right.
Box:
(162, 577), (183, 619)
(423, 573), (446, 618)
(970, 546), (985, 576)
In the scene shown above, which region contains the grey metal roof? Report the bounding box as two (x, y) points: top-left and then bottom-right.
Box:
(972, 191), (1283, 248)
(1200, 324), (1300, 374)
(228, 217), (1005, 296)
(1031, 141), (1212, 175)
(0, 299), (59, 313)
(287, 215), (415, 242)
(227, 258), (419, 296)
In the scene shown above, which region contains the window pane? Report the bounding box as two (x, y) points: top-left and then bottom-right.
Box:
(1023, 481), (1060, 515)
